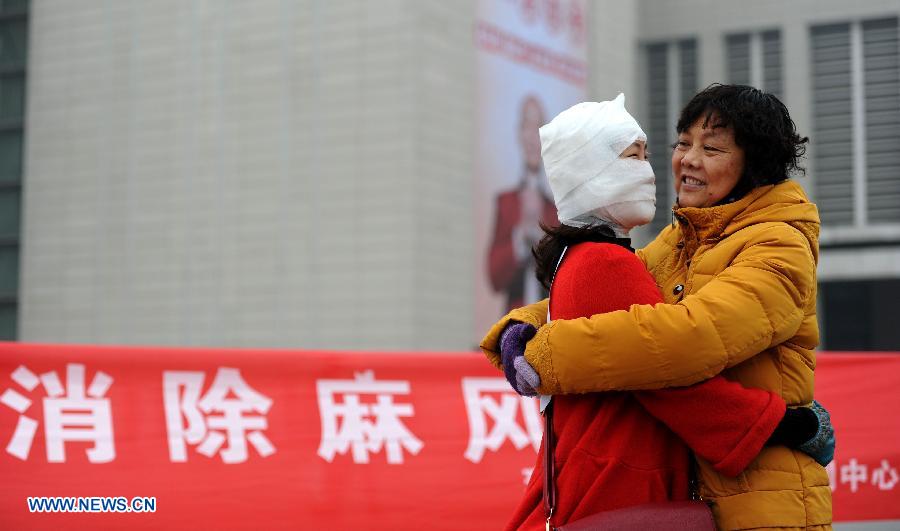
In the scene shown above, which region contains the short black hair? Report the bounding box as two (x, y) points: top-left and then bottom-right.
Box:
(676, 84), (809, 199)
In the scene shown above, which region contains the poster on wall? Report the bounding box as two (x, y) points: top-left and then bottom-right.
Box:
(474, 0), (589, 342)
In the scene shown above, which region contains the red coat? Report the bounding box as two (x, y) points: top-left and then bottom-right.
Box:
(505, 242), (786, 530)
(487, 186), (558, 311)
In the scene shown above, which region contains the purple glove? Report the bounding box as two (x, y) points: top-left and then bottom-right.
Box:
(499, 322), (541, 396)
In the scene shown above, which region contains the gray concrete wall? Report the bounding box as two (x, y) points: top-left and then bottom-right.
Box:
(20, 0), (475, 350)
(588, 0), (639, 105)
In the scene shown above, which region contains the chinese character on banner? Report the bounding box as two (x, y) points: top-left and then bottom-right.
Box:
(163, 368), (275, 464)
(1, 364), (115, 463)
(461, 377), (542, 463)
(871, 459), (899, 491)
(841, 458), (868, 493)
(316, 370), (423, 465)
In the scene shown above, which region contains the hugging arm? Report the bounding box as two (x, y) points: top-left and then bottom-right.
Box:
(636, 382), (785, 476)
(484, 241), (828, 474)
(521, 229), (816, 395)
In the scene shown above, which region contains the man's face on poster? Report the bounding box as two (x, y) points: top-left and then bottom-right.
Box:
(519, 98), (545, 173)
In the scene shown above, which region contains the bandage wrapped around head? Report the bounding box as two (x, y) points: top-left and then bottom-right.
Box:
(539, 94), (656, 233)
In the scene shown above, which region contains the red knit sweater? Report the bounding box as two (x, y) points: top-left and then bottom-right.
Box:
(505, 242), (786, 530)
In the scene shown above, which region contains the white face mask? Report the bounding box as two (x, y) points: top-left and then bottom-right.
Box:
(540, 94), (656, 234)
(590, 159), (656, 232)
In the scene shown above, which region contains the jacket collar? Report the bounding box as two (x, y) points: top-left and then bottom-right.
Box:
(671, 180), (817, 243)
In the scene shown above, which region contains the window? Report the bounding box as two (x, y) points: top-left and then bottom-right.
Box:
(820, 279), (900, 350)
(725, 34), (751, 85)
(762, 30), (783, 98)
(725, 30), (783, 98)
(645, 38), (698, 233)
(0, 71), (24, 123)
(0, 1), (27, 339)
(863, 18), (900, 223)
(811, 17), (900, 229)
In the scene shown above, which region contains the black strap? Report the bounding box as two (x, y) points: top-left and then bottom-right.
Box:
(542, 401), (557, 524)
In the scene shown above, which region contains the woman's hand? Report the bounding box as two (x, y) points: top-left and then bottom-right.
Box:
(480, 299), (550, 370)
(499, 322), (541, 396)
(798, 400), (836, 467)
(769, 400), (836, 467)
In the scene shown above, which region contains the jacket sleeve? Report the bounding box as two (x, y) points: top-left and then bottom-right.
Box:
(551, 243), (788, 477)
(636, 380), (786, 477)
(525, 226), (816, 394)
(479, 298), (549, 371)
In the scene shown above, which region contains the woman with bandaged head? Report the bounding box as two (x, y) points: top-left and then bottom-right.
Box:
(486, 89), (834, 530)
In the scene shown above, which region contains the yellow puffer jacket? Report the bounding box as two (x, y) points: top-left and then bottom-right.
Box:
(481, 181), (832, 530)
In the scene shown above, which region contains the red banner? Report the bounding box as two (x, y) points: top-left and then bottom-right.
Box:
(0, 343), (897, 529)
(814, 353), (900, 522)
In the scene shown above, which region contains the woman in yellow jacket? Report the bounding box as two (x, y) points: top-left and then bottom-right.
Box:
(482, 84), (832, 530)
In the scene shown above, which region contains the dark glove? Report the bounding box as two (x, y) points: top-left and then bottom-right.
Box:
(769, 400), (835, 467)
(798, 400), (836, 467)
(499, 322), (540, 396)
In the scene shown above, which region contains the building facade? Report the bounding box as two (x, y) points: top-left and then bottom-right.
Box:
(13, 0), (900, 354)
(632, 0), (900, 351)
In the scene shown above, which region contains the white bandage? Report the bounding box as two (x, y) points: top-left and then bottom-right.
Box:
(539, 94), (656, 233)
